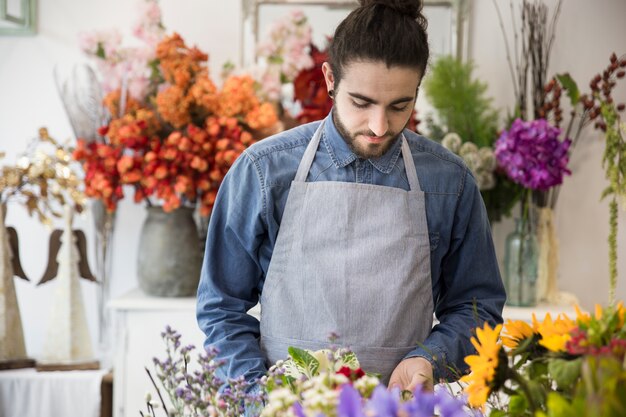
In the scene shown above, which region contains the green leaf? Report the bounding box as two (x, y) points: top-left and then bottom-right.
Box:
(508, 394), (528, 415)
(556, 73), (580, 107)
(339, 351), (360, 369)
(96, 42), (106, 59)
(287, 347), (319, 376)
(544, 392), (577, 417)
(489, 410), (507, 417)
(601, 185), (614, 201)
(548, 358), (582, 390)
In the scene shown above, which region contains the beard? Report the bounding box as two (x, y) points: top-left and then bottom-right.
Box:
(331, 107), (399, 159)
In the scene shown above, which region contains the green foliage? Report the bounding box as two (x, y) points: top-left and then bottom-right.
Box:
(481, 173), (524, 223)
(599, 103), (626, 305)
(423, 55), (521, 223)
(555, 73), (580, 107)
(423, 55), (499, 148)
(548, 358), (582, 390)
(286, 346), (320, 378)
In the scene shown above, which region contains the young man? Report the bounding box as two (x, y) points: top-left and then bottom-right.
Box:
(197, 0), (505, 391)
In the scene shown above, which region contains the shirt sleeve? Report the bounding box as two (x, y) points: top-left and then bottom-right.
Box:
(196, 150), (268, 383)
(406, 168), (506, 381)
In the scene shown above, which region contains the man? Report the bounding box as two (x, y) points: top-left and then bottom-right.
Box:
(197, 0), (505, 392)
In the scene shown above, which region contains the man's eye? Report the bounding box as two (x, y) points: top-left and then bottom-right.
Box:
(391, 105), (409, 112)
(352, 101), (369, 109)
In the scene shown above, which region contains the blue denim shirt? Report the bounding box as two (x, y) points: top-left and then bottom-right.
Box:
(196, 114), (505, 384)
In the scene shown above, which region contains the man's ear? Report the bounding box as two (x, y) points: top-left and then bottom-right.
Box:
(322, 62), (335, 92)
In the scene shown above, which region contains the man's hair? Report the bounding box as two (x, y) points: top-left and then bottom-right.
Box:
(328, 0), (429, 86)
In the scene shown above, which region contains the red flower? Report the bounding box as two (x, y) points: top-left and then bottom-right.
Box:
(336, 366), (366, 382)
(294, 43), (333, 125)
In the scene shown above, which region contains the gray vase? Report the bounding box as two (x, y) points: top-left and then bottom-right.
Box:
(137, 206), (202, 297)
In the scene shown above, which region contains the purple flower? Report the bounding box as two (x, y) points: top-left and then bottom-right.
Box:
(366, 386), (400, 417)
(495, 118), (571, 190)
(401, 388), (436, 417)
(338, 384), (366, 417)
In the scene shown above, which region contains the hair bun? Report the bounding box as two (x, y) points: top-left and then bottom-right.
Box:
(358, 0), (423, 20)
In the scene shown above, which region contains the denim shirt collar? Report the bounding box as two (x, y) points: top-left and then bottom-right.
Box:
(321, 112), (403, 174)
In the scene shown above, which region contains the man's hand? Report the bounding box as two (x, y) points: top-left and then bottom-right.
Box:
(388, 357), (434, 392)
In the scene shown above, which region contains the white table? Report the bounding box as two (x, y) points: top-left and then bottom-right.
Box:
(0, 368), (109, 417)
(503, 302), (578, 323)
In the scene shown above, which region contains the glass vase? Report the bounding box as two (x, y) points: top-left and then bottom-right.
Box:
(92, 200), (116, 369)
(504, 218), (539, 307)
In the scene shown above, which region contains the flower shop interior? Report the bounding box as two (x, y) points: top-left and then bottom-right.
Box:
(1, 0), (626, 417)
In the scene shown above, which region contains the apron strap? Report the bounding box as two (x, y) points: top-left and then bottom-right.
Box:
(400, 134), (421, 192)
(294, 120), (423, 192)
(294, 122), (323, 182)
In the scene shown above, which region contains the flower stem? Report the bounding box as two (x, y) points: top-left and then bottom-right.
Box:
(509, 368), (538, 414)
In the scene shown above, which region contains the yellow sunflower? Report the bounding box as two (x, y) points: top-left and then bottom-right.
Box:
(501, 319), (535, 349)
(461, 323), (503, 409)
(534, 313), (576, 352)
(616, 302), (626, 328)
(574, 304), (591, 326)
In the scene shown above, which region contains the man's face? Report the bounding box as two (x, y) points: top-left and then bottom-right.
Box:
(322, 60), (421, 159)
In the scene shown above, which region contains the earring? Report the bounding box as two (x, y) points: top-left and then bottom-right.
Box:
(328, 89), (334, 99)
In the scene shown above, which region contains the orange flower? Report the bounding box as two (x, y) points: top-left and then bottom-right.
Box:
(189, 73), (219, 113)
(156, 85), (192, 128)
(116, 155), (135, 173)
(103, 89), (141, 118)
(74, 32), (275, 215)
(154, 165), (168, 180)
(245, 102), (278, 130)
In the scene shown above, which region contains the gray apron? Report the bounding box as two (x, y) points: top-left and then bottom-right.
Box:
(260, 122), (434, 383)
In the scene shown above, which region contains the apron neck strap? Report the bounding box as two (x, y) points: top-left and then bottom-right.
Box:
(295, 120), (423, 192)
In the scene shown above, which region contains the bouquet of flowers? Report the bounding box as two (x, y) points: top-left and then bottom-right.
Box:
(145, 329), (480, 417)
(73, 31), (278, 216)
(461, 303), (626, 417)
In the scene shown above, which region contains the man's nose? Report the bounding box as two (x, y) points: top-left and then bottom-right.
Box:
(368, 109), (389, 137)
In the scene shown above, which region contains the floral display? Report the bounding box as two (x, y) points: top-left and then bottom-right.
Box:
(254, 10), (314, 102)
(0, 128), (85, 225)
(461, 303), (626, 417)
(145, 329), (480, 417)
(78, 0), (164, 101)
(74, 31), (278, 216)
(441, 133), (496, 190)
(494, 118), (571, 191)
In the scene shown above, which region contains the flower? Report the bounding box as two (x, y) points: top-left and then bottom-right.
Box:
(533, 312), (576, 352)
(254, 9), (314, 101)
(79, 0), (163, 101)
(494, 118), (572, 191)
(460, 303), (626, 416)
(292, 42), (333, 125)
(442, 133), (496, 190)
(460, 323), (503, 409)
(501, 319), (534, 349)
(74, 31), (278, 215)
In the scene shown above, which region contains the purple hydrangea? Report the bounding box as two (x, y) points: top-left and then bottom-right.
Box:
(494, 118), (572, 190)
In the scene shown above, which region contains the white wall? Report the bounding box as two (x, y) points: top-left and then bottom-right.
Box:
(0, 0), (625, 361)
